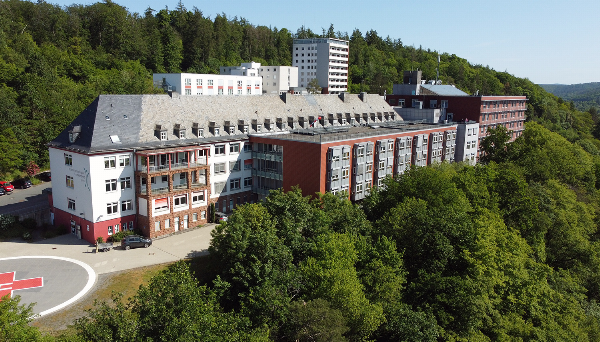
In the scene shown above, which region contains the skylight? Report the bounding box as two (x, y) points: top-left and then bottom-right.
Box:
(110, 135), (121, 143)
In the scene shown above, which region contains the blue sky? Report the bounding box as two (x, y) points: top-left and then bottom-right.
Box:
(51, 0), (599, 85)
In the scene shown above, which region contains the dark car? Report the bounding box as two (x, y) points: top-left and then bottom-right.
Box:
(0, 181), (14, 193)
(121, 235), (152, 250)
(38, 171), (51, 182)
(215, 212), (228, 223)
(0, 187), (5, 196)
(12, 178), (32, 189)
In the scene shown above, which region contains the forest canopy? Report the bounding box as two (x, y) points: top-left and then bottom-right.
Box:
(1, 0), (597, 177)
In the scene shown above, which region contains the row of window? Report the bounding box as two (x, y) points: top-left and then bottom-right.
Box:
(482, 100), (525, 109)
(107, 200), (134, 215)
(107, 222), (134, 236)
(104, 177), (131, 192)
(154, 212), (205, 232)
(214, 177), (252, 194)
(481, 112), (524, 121)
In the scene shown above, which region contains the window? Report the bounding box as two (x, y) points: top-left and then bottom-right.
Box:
(356, 183), (363, 193)
(119, 155), (130, 167)
(193, 213), (198, 222)
(121, 200), (132, 211)
(208, 80), (213, 86)
(230, 178), (241, 190)
(244, 159), (252, 170)
(379, 161), (385, 171)
(218, 89), (224, 95)
(237, 80), (242, 87)
(64, 154), (72, 166)
(214, 163), (226, 174)
(230, 160), (241, 172)
(68, 198), (76, 211)
(331, 172), (339, 181)
(244, 144), (252, 152)
(196, 79), (202, 86)
(192, 191), (204, 203)
(104, 156), (116, 169)
(366, 163), (373, 173)
(155, 197), (168, 212)
(228, 89), (233, 95)
(398, 99), (405, 107)
(105, 179), (117, 192)
(160, 131), (167, 141)
(165, 219), (170, 229)
(342, 168), (349, 179)
(155, 221), (160, 231)
(185, 89), (191, 95)
(66, 176), (74, 188)
(215, 144), (225, 155)
(185, 78), (191, 86)
(108, 226), (113, 235)
(129, 221), (134, 230)
(107, 202), (118, 215)
(120, 177), (131, 189)
(342, 151), (350, 160)
(244, 177), (252, 188)
(201, 211), (206, 219)
(198, 128), (204, 137)
(247, 88), (251, 94)
(230, 143), (240, 153)
(214, 181), (226, 193)
(174, 195), (187, 207)
(179, 130), (186, 139)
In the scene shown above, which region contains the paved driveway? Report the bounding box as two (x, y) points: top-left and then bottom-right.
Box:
(0, 224), (216, 275)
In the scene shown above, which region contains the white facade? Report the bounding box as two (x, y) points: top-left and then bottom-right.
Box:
(208, 140), (253, 212)
(455, 122), (479, 165)
(220, 62), (261, 77)
(259, 66), (299, 94)
(153, 73), (262, 96)
(49, 147), (136, 237)
(292, 38), (348, 94)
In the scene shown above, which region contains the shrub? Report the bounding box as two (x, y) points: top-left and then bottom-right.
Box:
(0, 214), (16, 231)
(22, 232), (32, 241)
(21, 218), (37, 230)
(96, 236), (104, 244)
(110, 230), (134, 242)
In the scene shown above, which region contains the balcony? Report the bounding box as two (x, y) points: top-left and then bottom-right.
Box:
(252, 169), (283, 181)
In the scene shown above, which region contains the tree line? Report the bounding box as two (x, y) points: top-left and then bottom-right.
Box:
(1, 0), (599, 178)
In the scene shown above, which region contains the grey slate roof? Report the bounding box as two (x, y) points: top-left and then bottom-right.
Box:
(49, 93), (394, 153)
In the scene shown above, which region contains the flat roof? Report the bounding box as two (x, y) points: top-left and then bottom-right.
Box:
(250, 122), (457, 144)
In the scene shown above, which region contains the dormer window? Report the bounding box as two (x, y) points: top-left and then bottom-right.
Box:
(179, 129), (186, 139)
(214, 128), (220, 136)
(160, 131), (167, 141)
(229, 126), (235, 135)
(198, 128), (204, 137)
(68, 125), (81, 143)
(256, 124), (262, 132)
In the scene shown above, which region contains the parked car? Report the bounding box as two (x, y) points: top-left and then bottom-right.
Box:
(0, 181), (14, 193)
(121, 235), (152, 250)
(38, 171), (51, 182)
(0, 187), (5, 196)
(12, 178), (32, 189)
(215, 212), (228, 223)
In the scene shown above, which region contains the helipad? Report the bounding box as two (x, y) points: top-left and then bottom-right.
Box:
(0, 256), (96, 317)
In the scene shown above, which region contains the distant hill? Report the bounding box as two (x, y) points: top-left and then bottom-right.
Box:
(540, 82), (600, 111)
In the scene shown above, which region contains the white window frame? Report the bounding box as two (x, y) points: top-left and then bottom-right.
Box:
(119, 155), (130, 167)
(120, 177), (131, 190)
(68, 198), (76, 211)
(106, 202), (118, 215)
(105, 179), (117, 192)
(66, 175), (74, 188)
(64, 154), (72, 166)
(104, 156), (116, 169)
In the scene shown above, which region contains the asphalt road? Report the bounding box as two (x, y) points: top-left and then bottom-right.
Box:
(0, 182), (52, 215)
